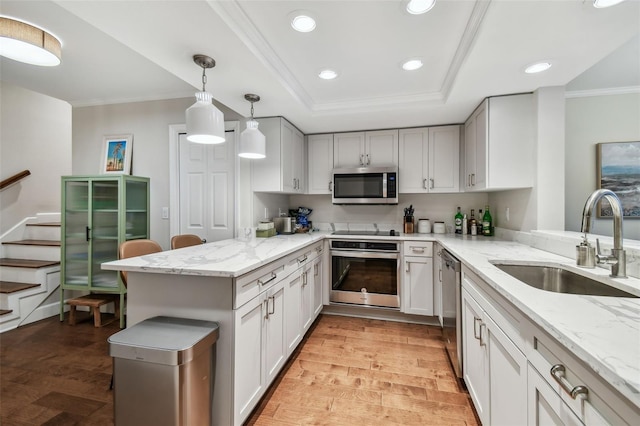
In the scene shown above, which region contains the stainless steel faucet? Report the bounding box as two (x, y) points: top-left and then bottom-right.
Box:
(580, 189), (626, 278)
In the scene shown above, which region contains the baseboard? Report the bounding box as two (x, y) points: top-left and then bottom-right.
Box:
(321, 304), (441, 326)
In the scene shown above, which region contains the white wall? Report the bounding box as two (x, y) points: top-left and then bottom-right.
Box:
(72, 98), (193, 247)
(565, 92), (640, 240)
(0, 82), (72, 234)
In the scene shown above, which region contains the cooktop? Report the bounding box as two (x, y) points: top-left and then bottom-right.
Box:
(331, 230), (396, 236)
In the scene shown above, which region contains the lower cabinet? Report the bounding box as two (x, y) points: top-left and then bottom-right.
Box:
(402, 241), (434, 316)
(233, 241), (324, 425)
(233, 279), (285, 423)
(462, 271), (527, 426)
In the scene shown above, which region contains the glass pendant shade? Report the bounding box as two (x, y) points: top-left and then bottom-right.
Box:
(239, 120), (266, 159)
(0, 17), (61, 66)
(186, 91), (225, 144)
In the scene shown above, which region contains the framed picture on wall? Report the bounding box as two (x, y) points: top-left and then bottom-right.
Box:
(596, 140), (640, 218)
(101, 134), (133, 174)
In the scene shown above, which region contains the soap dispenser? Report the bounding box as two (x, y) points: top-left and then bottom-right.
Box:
(576, 234), (596, 268)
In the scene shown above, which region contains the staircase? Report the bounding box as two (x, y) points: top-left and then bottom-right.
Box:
(0, 214), (62, 333)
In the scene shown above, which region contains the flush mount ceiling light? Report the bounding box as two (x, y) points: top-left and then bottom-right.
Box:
(239, 94), (266, 159)
(402, 58), (424, 71)
(290, 12), (316, 32)
(318, 69), (338, 80)
(593, 0), (626, 8)
(185, 54), (225, 144)
(0, 16), (61, 66)
(406, 0), (436, 15)
(524, 61), (552, 74)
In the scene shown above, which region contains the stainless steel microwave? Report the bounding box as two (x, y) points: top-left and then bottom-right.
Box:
(331, 166), (398, 205)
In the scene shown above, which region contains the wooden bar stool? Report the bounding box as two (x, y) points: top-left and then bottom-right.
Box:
(66, 294), (120, 327)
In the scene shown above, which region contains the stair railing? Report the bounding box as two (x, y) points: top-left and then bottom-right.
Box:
(0, 170), (31, 191)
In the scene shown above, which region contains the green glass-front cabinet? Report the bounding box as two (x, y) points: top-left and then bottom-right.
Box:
(59, 175), (150, 327)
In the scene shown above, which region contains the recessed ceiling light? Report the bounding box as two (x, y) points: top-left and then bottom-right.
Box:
(318, 69), (338, 80)
(290, 12), (316, 33)
(525, 62), (552, 74)
(402, 59), (424, 71)
(406, 0), (436, 15)
(593, 0), (626, 8)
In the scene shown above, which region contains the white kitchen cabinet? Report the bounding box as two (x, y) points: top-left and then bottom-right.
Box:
(251, 117), (305, 193)
(312, 253), (324, 318)
(284, 265), (304, 356)
(462, 270), (528, 426)
(401, 241), (434, 316)
(233, 278), (285, 423)
(527, 318), (637, 426)
(464, 94), (534, 191)
(333, 129), (398, 168)
(307, 134), (334, 194)
(399, 126), (460, 193)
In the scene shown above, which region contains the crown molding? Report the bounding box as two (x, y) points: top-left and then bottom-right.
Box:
(565, 86), (640, 99)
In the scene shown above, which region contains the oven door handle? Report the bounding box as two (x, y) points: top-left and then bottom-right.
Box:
(330, 250), (398, 260)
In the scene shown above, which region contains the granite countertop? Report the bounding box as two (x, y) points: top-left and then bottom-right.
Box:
(102, 230), (640, 409)
(436, 234), (640, 411)
(101, 232), (327, 278)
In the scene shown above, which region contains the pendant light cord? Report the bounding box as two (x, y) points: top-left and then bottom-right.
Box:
(201, 66), (207, 92)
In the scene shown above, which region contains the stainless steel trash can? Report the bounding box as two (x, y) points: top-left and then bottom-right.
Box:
(108, 316), (219, 426)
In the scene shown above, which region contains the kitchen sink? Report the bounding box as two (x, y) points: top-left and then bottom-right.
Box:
(492, 263), (638, 298)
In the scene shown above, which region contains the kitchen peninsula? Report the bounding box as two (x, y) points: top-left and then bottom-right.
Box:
(102, 231), (640, 425)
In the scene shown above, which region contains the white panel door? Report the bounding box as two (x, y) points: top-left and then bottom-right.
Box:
(307, 134), (334, 194)
(179, 132), (234, 242)
(428, 126), (460, 193)
(365, 129), (398, 166)
(399, 128), (428, 193)
(333, 132), (365, 168)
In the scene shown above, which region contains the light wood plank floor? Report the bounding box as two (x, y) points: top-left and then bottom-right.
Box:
(0, 314), (479, 425)
(246, 314), (479, 425)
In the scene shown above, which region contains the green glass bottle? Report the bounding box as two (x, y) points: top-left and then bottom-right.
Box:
(455, 207), (463, 234)
(482, 205), (493, 236)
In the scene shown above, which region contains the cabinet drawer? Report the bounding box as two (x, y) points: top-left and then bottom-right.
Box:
(403, 241), (433, 257)
(234, 262), (285, 309)
(528, 329), (638, 425)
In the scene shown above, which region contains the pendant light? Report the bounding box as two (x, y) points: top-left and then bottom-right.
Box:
(239, 94), (266, 159)
(0, 16), (61, 66)
(185, 54), (225, 144)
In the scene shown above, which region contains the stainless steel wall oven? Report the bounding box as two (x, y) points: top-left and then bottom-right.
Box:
(330, 240), (400, 309)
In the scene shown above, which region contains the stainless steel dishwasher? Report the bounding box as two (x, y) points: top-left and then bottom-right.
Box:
(441, 249), (462, 379)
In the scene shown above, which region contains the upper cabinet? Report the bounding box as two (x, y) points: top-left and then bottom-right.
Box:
(333, 129), (398, 168)
(399, 126), (460, 193)
(252, 117), (305, 193)
(307, 134), (334, 195)
(464, 94), (535, 191)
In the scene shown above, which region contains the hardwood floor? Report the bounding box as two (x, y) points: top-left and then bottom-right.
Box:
(1, 314), (479, 425)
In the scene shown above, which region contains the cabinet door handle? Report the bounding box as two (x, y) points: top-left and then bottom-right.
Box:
(439, 269), (442, 283)
(297, 255), (308, 265)
(86, 226), (91, 241)
(360, 154), (364, 166)
(302, 271), (308, 286)
(429, 178), (434, 189)
(550, 364), (589, 399)
(328, 181), (332, 192)
(258, 273), (277, 287)
(264, 299), (270, 319)
(410, 246), (425, 253)
(314, 264), (318, 276)
(467, 174), (471, 187)
(479, 323), (487, 346)
(473, 317), (482, 340)
(423, 178), (427, 189)
(471, 173), (476, 186)
(366, 154), (370, 165)
(268, 296), (275, 316)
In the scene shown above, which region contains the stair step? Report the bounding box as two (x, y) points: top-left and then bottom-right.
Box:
(0, 309), (13, 316)
(0, 258), (60, 268)
(2, 239), (61, 247)
(26, 222), (61, 227)
(0, 281), (40, 293)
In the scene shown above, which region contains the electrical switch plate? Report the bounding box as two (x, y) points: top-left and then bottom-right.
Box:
(161, 207), (169, 219)
(506, 207), (510, 222)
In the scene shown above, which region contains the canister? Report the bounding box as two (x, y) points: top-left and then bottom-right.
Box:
(433, 221), (446, 234)
(417, 219), (431, 234)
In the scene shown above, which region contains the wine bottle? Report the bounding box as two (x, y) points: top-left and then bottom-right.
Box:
(482, 205), (493, 236)
(469, 209), (477, 236)
(477, 209), (483, 235)
(454, 207), (463, 234)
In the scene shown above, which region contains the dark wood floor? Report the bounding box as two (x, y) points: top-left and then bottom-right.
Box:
(1, 313), (478, 425)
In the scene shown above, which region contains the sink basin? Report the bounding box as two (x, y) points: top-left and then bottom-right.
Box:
(493, 263), (638, 298)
